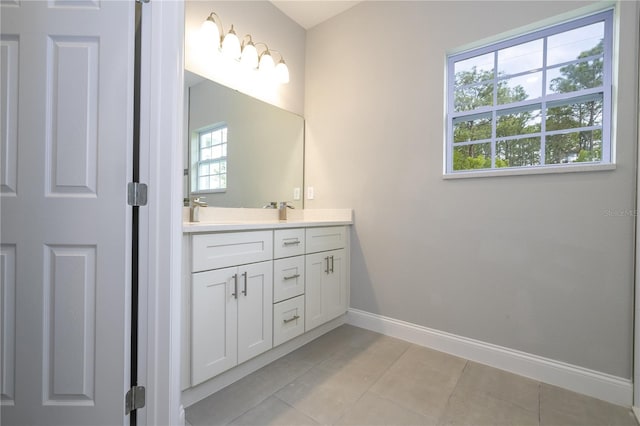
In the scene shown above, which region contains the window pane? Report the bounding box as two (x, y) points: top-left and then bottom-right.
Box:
(547, 58), (603, 94)
(198, 163), (209, 176)
(547, 22), (604, 66)
(211, 144), (222, 159)
(200, 132), (212, 148)
(454, 53), (494, 86)
(498, 39), (543, 76)
(220, 160), (227, 173)
(497, 107), (541, 138)
(211, 130), (222, 145)
(200, 146), (212, 161)
(198, 176), (209, 191)
(220, 174), (227, 188)
(453, 114), (492, 143)
(496, 137), (541, 167)
(210, 175), (220, 189)
(454, 83), (493, 112)
(453, 143), (492, 171)
(222, 143), (227, 157)
(497, 72), (542, 104)
(546, 94), (603, 131)
(545, 130), (602, 164)
(210, 162), (219, 174)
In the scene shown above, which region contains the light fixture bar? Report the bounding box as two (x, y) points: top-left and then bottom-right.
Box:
(200, 11), (290, 84)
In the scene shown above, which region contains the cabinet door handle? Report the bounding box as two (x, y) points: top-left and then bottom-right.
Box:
(283, 273), (300, 281)
(283, 315), (300, 324)
(283, 240), (300, 246)
(330, 255), (334, 273)
(325, 256), (330, 274)
(232, 274), (238, 299)
(242, 271), (248, 296)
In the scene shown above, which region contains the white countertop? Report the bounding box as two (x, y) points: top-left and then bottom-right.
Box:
(182, 208), (353, 233)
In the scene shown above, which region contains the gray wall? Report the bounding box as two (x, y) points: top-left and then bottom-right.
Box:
(304, 1), (639, 379)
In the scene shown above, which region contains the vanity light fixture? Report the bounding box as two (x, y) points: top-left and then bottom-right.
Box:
(200, 12), (221, 54)
(221, 24), (241, 60)
(200, 11), (290, 84)
(272, 50), (290, 84)
(256, 43), (275, 75)
(240, 35), (259, 69)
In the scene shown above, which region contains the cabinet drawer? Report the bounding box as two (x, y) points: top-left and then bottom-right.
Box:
(273, 256), (305, 303)
(273, 295), (305, 347)
(192, 231), (273, 272)
(274, 228), (305, 259)
(305, 226), (346, 254)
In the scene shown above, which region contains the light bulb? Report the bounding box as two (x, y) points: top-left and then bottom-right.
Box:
(240, 42), (258, 69)
(259, 52), (275, 76)
(221, 25), (241, 60)
(200, 15), (220, 52)
(275, 60), (289, 84)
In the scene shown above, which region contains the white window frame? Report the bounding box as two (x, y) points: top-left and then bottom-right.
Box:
(192, 123), (228, 193)
(445, 9), (613, 177)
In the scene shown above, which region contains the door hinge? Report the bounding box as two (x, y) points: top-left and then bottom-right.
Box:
(125, 385), (146, 415)
(128, 182), (148, 206)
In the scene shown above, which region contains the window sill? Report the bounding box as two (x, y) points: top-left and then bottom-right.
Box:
(191, 189), (227, 194)
(442, 163), (616, 179)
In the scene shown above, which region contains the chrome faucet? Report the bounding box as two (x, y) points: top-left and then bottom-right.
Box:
(262, 201), (277, 209)
(190, 197), (208, 222)
(278, 201), (294, 221)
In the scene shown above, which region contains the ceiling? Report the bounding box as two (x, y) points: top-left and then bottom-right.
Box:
(269, 1), (362, 30)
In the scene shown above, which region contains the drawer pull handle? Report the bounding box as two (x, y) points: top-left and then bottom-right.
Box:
(232, 274), (238, 299)
(325, 256), (330, 274)
(330, 255), (334, 273)
(242, 271), (248, 296)
(283, 315), (300, 324)
(283, 240), (301, 246)
(283, 273), (300, 281)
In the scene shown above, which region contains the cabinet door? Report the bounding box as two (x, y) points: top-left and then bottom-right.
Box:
(325, 249), (348, 322)
(191, 267), (238, 385)
(305, 252), (329, 331)
(237, 261), (273, 364)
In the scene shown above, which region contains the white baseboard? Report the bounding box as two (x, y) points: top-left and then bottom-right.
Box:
(347, 308), (632, 407)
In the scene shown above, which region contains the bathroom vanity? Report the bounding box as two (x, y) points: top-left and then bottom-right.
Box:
(181, 209), (352, 405)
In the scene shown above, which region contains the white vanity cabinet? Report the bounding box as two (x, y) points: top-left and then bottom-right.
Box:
(305, 227), (348, 331)
(182, 217), (351, 397)
(190, 231), (273, 386)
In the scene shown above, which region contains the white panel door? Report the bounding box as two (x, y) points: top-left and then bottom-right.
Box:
(237, 261), (273, 364)
(191, 267), (238, 385)
(0, 1), (134, 424)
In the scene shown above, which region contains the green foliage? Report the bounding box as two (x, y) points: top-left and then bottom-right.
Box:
(453, 149), (509, 170)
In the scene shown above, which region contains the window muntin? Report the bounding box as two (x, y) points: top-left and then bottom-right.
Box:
(446, 10), (612, 174)
(194, 124), (227, 192)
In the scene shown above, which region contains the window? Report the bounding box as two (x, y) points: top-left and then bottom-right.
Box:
(193, 124), (227, 192)
(446, 10), (612, 175)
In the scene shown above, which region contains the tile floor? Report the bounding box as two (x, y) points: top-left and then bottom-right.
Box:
(185, 325), (638, 426)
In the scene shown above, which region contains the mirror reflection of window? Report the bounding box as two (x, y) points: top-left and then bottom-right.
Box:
(194, 124), (228, 192)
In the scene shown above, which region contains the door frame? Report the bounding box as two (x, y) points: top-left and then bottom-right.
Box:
(138, 0), (185, 424)
(634, 0), (640, 418)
